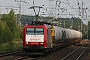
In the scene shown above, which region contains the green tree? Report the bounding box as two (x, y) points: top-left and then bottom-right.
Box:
(1, 14), (8, 22)
(0, 10), (22, 43)
(88, 21), (90, 39)
(7, 10), (17, 38)
(0, 21), (6, 43)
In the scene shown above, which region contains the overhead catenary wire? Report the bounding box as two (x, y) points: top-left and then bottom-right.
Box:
(66, 0), (78, 12)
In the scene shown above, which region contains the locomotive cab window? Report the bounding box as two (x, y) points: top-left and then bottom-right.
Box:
(26, 28), (34, 35)
(35, 28), (44, 35)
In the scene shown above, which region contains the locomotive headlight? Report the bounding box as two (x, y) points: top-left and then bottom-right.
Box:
(26, 42), (30, 44)
(40, 42), (43, 44)
(26, 42), (28, 44)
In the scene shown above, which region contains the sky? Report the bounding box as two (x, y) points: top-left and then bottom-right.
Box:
(0, 0), (90, 24)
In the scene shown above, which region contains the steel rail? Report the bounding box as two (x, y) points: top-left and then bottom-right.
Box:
(14, 56), (29, 60)
(61, 47), (81, 60)
(14, 55), (43, 60)
(76, 48), (87, 60)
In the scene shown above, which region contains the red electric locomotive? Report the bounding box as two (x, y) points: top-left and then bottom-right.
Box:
(23, 22), (54, 53)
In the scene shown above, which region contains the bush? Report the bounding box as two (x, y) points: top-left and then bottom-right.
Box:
(0, 41), (22, 52)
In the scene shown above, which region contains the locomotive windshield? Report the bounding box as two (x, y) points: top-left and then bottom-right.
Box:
(26, 28), (34, 35)
(26, 28), (44, 35)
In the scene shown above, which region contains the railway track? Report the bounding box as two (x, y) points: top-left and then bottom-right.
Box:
(15, 45), (79, 60)
(0, 45), (89, 60)
(0, 50), (44, 60)
(0, 49), (22, 57)
(14, 55), (44, 60)
(61, 46), (88, 60)
(14, 56), (30, 60)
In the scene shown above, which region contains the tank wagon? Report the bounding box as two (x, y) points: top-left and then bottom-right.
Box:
(23, 22), (82, 53)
